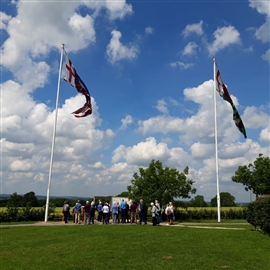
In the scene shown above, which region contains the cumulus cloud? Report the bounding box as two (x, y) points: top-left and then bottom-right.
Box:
(207, 26), (241, 56)
(182, 20), (204, 37)
(261, 49), (270, 63)
(0, 11), (11, 30)
(155, 100), (169, 114)
(106, 30), (140, 64)
(248, 0), (269, 63)
(120, 115), (133, 130)
(182, 42), (198, 56)
(259, 127), (270, 143)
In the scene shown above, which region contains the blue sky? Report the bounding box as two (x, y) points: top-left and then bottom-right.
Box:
(1, 0), (269, 203)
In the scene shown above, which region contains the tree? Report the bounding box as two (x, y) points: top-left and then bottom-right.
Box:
(210, 192), (236, 207)
(116, 191), (129, 197)
(189, 195), (208, 207)
(7, 192), (23, 221)
(23, 191), (39, 207)
(7, 192), (23, 207)
(127, 159), (196, 206)
(232, 154), (270, 198)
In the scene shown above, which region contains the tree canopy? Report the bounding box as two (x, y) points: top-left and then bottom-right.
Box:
(232, 154), (270, 198)
(189, 195), (208, 207)
(210, 192), (236, 207)
(127, 159), (196, 206)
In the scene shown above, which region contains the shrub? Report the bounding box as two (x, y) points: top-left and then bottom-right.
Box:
(247, 195), (270, 235)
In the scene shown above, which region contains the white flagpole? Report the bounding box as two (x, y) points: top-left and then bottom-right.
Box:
(44, 44), (65, 222)
(213, 57), (221, 222)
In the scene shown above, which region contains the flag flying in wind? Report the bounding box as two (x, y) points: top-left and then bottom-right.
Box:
(215, 61), (247, 138)
(64, 50), (92, 118)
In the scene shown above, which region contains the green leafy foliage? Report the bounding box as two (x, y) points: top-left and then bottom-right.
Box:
(247, 195), (270, 235)
(189, 195), (208, 207)
(232, 153), (270, 197)
(127, 159), (196, 205)
(210, 192), (236, 207)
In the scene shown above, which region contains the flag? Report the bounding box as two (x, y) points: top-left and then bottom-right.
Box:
(215, 61), (247, 138)
(64, 50), (92, 118)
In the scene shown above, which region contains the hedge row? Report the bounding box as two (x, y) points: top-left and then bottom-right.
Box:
(0, 205), (56, 222)
(0, 207), (248, 223)
(246, 195), (270, 235)
(172, 208), (247, 221)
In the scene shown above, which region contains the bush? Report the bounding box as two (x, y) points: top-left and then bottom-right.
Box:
(247, 195), (270, 235)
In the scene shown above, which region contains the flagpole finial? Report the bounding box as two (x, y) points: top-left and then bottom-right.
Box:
(213, 57), (216, 63)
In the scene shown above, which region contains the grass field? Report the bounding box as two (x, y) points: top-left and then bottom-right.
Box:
(1, 222), (269, 270)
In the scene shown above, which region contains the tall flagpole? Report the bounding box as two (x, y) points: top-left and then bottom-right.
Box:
(44, 44), (65, 222)
(213, 57), (221, 222)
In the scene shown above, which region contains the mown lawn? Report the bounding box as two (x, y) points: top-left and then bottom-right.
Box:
(1, 223), (269, 270)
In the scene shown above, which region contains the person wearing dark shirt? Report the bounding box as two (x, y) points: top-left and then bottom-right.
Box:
(84, 201), (91, 225)
(130, 200), (137, 224)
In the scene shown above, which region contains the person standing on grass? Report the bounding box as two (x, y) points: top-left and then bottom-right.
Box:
(165, 203), (172, 225)
(169, 202), (175, 224)
(90, 201), (96, 224)
(102, 202), (110, 224)
(130, 200), (137, 224)
(116, 202), (120, 223)
(155, 199), (161, 224)
(111, 201), (118, 224)
(139, 199), (148, 225)
(120, 199), (127, 223)
(73, 200), (82, 224)
(97, 201), (103, 222)
(150, 202), (158, 226)
(62, 201), (70, 223)
(84, 201), (91, 225)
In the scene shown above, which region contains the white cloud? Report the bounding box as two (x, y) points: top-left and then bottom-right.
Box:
(106, 30), (140, 64)
(155, 100), (169, 114)
(207, 26), (241, 56)
(182, 20), (204, 37)
(0, 11), (11, 30)
(242, 106), (269, 129)
(120, 115), (133, 130)
(182, 42), (198, 56)
(145, 26), (154, 35)
(249, 0), (270, 17)
(112, 137), (192, 169)
(259, 127), (270, 143)
(261, 49), (270, 63)
(169, 61), (194, 69)
(248, 0), (270, 62)
(105, 0), (133, 20)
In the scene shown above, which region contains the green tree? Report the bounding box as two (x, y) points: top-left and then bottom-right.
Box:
(189, 195), (208, 207)
(23, 191), (39, 207)
(127, 160), (196, 206)
(210, 192), (236, 207)
(7, 192), (23, 207)
(7, 192), (23, 221)
(116, 191), (129, 197)
(232, 154), (270, 198)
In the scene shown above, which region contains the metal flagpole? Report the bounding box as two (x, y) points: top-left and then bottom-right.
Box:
(213, 57), (221, 222)
(44, 44), (65, 222)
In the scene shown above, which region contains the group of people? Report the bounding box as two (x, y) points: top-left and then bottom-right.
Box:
(62, 199), (175, 226)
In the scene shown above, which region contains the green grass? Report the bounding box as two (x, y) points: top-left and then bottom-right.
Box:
(1, 223), (269, 270)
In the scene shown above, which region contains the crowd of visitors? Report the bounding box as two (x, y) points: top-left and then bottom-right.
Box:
(62, 199), (175, 226)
